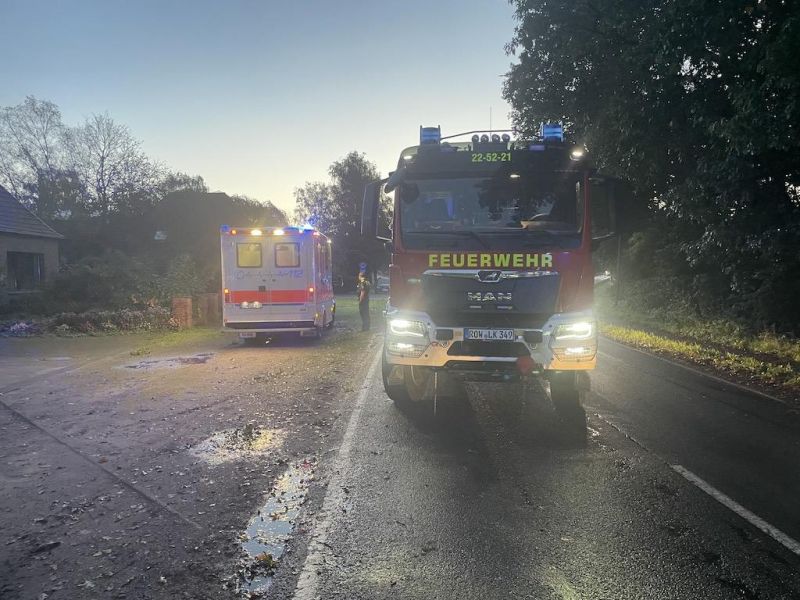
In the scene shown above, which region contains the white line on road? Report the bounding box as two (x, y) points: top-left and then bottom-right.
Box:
(671, 464), (800, 556)
(292, 349), (382, 600)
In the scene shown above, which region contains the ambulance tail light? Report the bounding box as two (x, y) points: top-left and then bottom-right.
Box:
(307, 287), (315, 301)
(223, 288), (231, 303)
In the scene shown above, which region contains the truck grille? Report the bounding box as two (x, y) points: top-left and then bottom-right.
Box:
(429, 312), (549, 328)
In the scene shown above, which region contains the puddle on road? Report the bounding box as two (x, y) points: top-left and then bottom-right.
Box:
(189, 426), (286, 466)
(124, 353), (214, 370)
(236, 459), (316, 598)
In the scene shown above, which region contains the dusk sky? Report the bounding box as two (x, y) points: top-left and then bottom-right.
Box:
(1, 0), (517, 215)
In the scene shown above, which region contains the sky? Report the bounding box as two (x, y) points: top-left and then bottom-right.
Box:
(1, 0), (518, 215)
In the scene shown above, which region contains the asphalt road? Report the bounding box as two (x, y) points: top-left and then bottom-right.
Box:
(291, 338), (800, 600)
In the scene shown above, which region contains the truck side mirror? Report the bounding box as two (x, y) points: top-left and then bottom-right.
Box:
(361, 179), (390, 241)
(361, 181), (381, 238)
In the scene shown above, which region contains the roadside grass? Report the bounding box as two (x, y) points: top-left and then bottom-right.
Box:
(601, 324), (800, 389)
(596, 285), (800, 398)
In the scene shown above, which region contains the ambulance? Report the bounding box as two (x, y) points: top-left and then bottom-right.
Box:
(220, 225), (335, 342)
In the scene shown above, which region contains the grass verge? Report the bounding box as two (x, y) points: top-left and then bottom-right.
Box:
(596, 283), (800, 400)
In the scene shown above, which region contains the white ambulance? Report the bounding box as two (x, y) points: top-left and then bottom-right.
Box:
(220, 225), (335, 342)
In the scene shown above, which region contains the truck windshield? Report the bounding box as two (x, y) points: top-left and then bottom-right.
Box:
(398, 172), (584, 250)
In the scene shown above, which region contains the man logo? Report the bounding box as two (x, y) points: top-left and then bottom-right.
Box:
(477, 270), (502, 283)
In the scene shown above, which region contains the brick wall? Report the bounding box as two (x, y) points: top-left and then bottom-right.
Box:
(171, 297), (193, 329)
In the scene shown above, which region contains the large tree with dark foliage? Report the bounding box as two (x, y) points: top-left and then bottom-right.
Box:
(295, 151), (390, 286)
(504, 1), (800, 330)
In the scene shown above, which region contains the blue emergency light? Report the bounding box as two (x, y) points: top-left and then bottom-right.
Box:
(420, 125), (441, 145)
(540, 122), (564, 142)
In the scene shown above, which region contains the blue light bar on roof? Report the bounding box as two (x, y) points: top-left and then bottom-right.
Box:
(420, 125), (441, 145)
(540, 122), (564, 142)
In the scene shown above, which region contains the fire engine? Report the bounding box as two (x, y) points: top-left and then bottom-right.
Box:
(362, 124), (626, 432)
(220, 225), (335, 343)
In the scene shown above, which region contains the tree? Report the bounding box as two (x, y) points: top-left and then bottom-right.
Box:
(35, 169), (86, 220)
(295, 151), (390, 284)
(0, 96), (66, 206)
(159, 172), (208, 195)
(293, 181), (335, 231)
(504, 1), (800, 330)
(64, 113), (163, 218)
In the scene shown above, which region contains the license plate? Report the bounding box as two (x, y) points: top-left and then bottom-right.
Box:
(464, 328), (515, 341)
(239, 332), (257, 338)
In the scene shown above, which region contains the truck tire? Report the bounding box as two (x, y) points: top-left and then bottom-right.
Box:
(548, 372), (587, 443)
(382, 351), (412, 407)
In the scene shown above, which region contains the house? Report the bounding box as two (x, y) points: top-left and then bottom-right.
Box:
(0, 185), (62, 292)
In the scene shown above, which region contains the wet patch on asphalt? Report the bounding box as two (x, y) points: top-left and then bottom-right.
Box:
(236, 459), (316, 598)
(123, 353), (214, 370)
(189, 425), (286, 466)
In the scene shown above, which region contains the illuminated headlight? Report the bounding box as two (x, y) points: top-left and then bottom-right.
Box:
(553, 321), (594, 341)
(550, 320), (596, 361)
(387, 341), (427, 358)
(389, 318), (427, 338)
(241, 301), (250, 309)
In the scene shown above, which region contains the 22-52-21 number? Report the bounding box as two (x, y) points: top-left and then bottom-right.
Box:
(471, 152), (511, 163)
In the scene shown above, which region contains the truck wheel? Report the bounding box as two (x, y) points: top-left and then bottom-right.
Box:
(382, 351), (411, 407)
(403, 365), (435, 403)
(548, 372), (587, 443)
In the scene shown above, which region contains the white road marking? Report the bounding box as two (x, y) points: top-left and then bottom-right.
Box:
(671, 464), (800, 556)
(292, 349), (382, 600)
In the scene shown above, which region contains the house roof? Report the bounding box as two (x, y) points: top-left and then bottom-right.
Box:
(0, 185), (63, 239)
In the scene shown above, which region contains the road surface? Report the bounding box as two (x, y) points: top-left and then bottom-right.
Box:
(2, 324), (798, 599)
(292, 338), (800, 600)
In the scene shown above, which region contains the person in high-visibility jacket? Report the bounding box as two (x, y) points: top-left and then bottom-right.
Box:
(357, 271), (371, 331)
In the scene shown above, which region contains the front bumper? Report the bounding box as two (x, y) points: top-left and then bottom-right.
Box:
(383, 308), (596, 372)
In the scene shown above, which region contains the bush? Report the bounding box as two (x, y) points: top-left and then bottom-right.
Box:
(39, 251), (161, 314)
(161, 254), (205, 299)
(46, 307), (176, 334)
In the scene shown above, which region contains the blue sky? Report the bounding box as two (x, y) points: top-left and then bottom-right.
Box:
(1, 0), (518, 214)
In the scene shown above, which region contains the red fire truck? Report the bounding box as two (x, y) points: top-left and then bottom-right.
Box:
(362, 125), (625, 432)
(220, 225), (335, 343)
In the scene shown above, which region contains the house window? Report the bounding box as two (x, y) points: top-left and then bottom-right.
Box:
(7, 252), (45, 290)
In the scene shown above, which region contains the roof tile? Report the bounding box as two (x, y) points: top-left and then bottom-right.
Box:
(0, 185), (63, 239)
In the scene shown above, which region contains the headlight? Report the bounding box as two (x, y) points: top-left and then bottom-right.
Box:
(386, 341), (427, 358)
(241, 301), (250, 309)
(389, 318), (427, 338)
(553, 321), (594, 341)
(251, 301), (262, 309)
